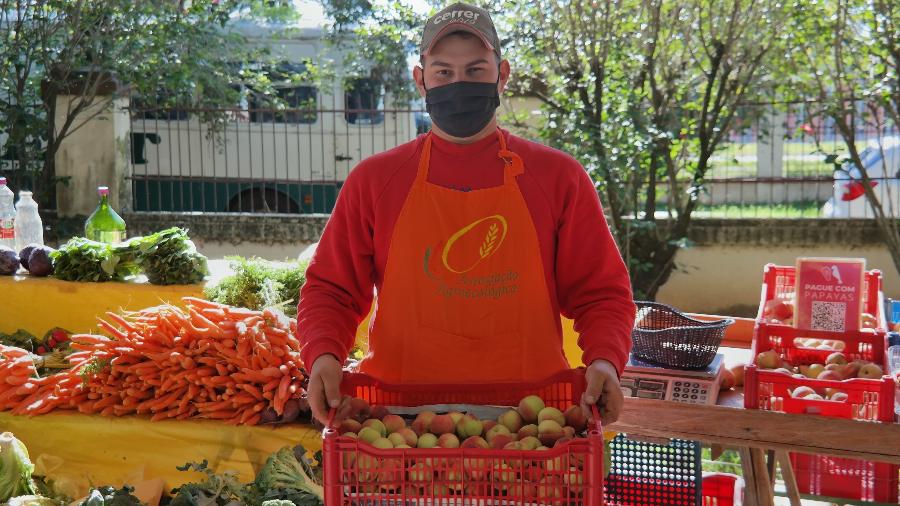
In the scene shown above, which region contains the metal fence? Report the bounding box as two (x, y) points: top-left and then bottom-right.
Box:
(693, 101), (898, 219)
(123, 102), (896, 218)
(128, 107), (428, 214)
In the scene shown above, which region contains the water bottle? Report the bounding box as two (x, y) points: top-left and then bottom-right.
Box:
(0, 178), (16, 250)
(14, 191), (44, 251)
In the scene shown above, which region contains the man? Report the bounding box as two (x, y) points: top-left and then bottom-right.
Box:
(298, 2), (635, 427)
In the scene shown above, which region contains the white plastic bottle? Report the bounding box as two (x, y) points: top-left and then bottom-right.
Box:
(14, 191), (43, 251)
(0, 177), (15, 250)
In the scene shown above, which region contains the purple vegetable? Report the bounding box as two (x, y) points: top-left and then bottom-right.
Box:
(0, 246), (18, 275)
(19, 244), (37, 270)
(281, 399), (300, 423)
(25, 246), (54, 276)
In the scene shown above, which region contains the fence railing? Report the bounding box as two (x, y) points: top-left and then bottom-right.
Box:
(123, 103), (898, 218)
(128, 107), (429, 214)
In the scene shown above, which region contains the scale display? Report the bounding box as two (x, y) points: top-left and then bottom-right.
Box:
(620, 353), (725, 405)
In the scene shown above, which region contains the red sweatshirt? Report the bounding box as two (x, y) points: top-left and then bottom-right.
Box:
(297, 129), (635, 375)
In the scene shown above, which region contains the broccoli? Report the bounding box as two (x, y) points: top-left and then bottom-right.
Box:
(253, 447), (323, 505)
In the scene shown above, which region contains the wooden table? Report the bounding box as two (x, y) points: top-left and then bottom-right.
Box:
(613, 388), (900, 505)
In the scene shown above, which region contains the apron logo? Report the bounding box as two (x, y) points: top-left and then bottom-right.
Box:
(424, 214), (508, 277)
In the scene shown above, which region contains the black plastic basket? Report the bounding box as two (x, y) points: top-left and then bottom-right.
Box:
(631, 301), (733, 370)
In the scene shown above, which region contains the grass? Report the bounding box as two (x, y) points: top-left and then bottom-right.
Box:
(707, 139), (874, 179)
(692, 201), (825, 218)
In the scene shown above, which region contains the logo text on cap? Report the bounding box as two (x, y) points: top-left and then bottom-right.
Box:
(432, 10), (479, 26)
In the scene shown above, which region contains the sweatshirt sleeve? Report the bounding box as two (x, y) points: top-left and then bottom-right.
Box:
(556, 165), (636, 376)
(297, 167), (376, 369)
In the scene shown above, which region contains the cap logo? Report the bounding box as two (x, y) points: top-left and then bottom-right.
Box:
(432, 10), (479, 26)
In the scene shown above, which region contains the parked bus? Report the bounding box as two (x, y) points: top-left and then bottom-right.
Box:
(130, 25), (426, 214)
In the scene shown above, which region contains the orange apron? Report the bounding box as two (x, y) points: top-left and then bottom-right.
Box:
(358, 130), (570, 383)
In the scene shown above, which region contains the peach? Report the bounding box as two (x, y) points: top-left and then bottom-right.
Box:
(382, 414), (406, 434)
(538, 419), (565, 446)
(858, 363), (883, 379)
(790, 386), (816, 398)
(518, 395), (546, 423)
(356, 454), (379, 482)
(564, 405), (588, 432)
(764, 299), (793, 321)
(437, 433), (460, 448)
(554, 436), (573, 447)
(838, 362), (862, 379)
(464, 457), (490, 479)
(429, 414), (456, 435)
(417, 433), (438, 448)
(369, 405), (391, 420)
(461, 436), (489, 449)
(371, 437), (393, 449)
(486, 423), (512, 442)
(829, 391), (849, 402)
(444, 463), (465, 492)
(800, 364), (825, 379)
(826, 352), (848, 366)
(756, 350), (782, 369)
(537, 406), (566, 427)
(393, 427), (418, 447)
(358, 426), (382, 444)
(339, 418), (362, 434)
(349, 397), (371, 422)
(817, 370), (842, 381)
(563, 426), (577, 439)
(728, 363), (746, 387)
(498, 409), (524, 433)
(456, 414), (484, 439)
(407, 462), (434, 483)
(362, 418), (387, 437)
(341, 432), (357, 438)
(489, 433), (515, 449)
(448, 411), (464, 424)
(377, 459), (403, 491)
(519, 436), (542, 450)
(491, 462), (517, 489)
(412, 410), (436, 435)
(536, 477), (563, 501)
(482, 420), (497, 433)
(518, 424), (539, 439)
(388, 433), (406, 447)
(720, 368), (736, 390)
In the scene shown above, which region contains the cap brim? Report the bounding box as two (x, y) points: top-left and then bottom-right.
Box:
(423, 22), (496, 55)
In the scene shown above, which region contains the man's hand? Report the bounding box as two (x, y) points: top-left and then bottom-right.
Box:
(308, 354), (343, 425)
(581, 359), (625, 427)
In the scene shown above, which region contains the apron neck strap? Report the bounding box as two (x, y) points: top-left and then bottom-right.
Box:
(416, 130), (524, 186)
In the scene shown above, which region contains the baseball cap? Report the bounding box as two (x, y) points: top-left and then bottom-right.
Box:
(420, 2), (501, 61)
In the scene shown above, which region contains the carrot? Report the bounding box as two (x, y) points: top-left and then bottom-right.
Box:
(105, 312), (139, 334)
(262, 379), (280, 392)
(182, 297), (227, 310)
(96, 319), (129, 340)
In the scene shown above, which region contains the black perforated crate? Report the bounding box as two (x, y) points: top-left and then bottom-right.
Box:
(604, 435), (702, 506)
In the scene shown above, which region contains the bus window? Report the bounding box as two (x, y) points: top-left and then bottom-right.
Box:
(345, 78), (384, 125)
(249, 85), (318, 124)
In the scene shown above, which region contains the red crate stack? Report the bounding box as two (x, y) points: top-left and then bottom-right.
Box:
(745, 263), (899, 503)
(322, 369), (607, 505)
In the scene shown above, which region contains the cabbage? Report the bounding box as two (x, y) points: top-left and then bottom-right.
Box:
(0, 432), (37, 502)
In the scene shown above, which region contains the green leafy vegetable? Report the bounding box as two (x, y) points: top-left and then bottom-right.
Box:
(252, 447), (323, 504)
(78, 486), (141, 506)
(169, 460), (253, 506)
(0, 432), (38, 502)
(204, 257), (307, 317)
(49, 238), (132, 282)
(127, 228), (209, 286)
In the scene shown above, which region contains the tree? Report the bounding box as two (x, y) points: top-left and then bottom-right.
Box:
(502, 0), (787, 299)
(0, 0), (300, 210)
(789, 0), (900, 274)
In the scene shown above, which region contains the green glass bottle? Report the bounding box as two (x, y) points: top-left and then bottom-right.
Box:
(85, 186), (126, 244)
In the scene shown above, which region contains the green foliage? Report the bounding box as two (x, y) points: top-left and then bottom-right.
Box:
(0, 0), (303, 207)
(204, 256), (308, 316)
(124, 228), (209, 286)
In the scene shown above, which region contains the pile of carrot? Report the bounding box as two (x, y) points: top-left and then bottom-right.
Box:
(0, 297), (307, 425)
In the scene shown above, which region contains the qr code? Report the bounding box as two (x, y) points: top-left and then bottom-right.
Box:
(811, 301), (846, 332)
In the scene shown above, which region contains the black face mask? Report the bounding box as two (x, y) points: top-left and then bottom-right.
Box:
(424, 80), (501, 138)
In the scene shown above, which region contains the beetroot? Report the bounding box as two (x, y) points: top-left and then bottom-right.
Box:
(0, 246), (18, 275)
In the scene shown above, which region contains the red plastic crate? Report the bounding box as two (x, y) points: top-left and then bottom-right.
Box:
(322, 369), (606, 505)
(701, 473), (743, 506)
(790, 453), (899, 503)
(745, 264), (895, 422)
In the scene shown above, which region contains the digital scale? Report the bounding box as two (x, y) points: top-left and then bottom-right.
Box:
(620, 353), (725, 405)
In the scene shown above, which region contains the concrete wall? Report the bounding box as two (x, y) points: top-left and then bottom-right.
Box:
(55, 96), (131, 216)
